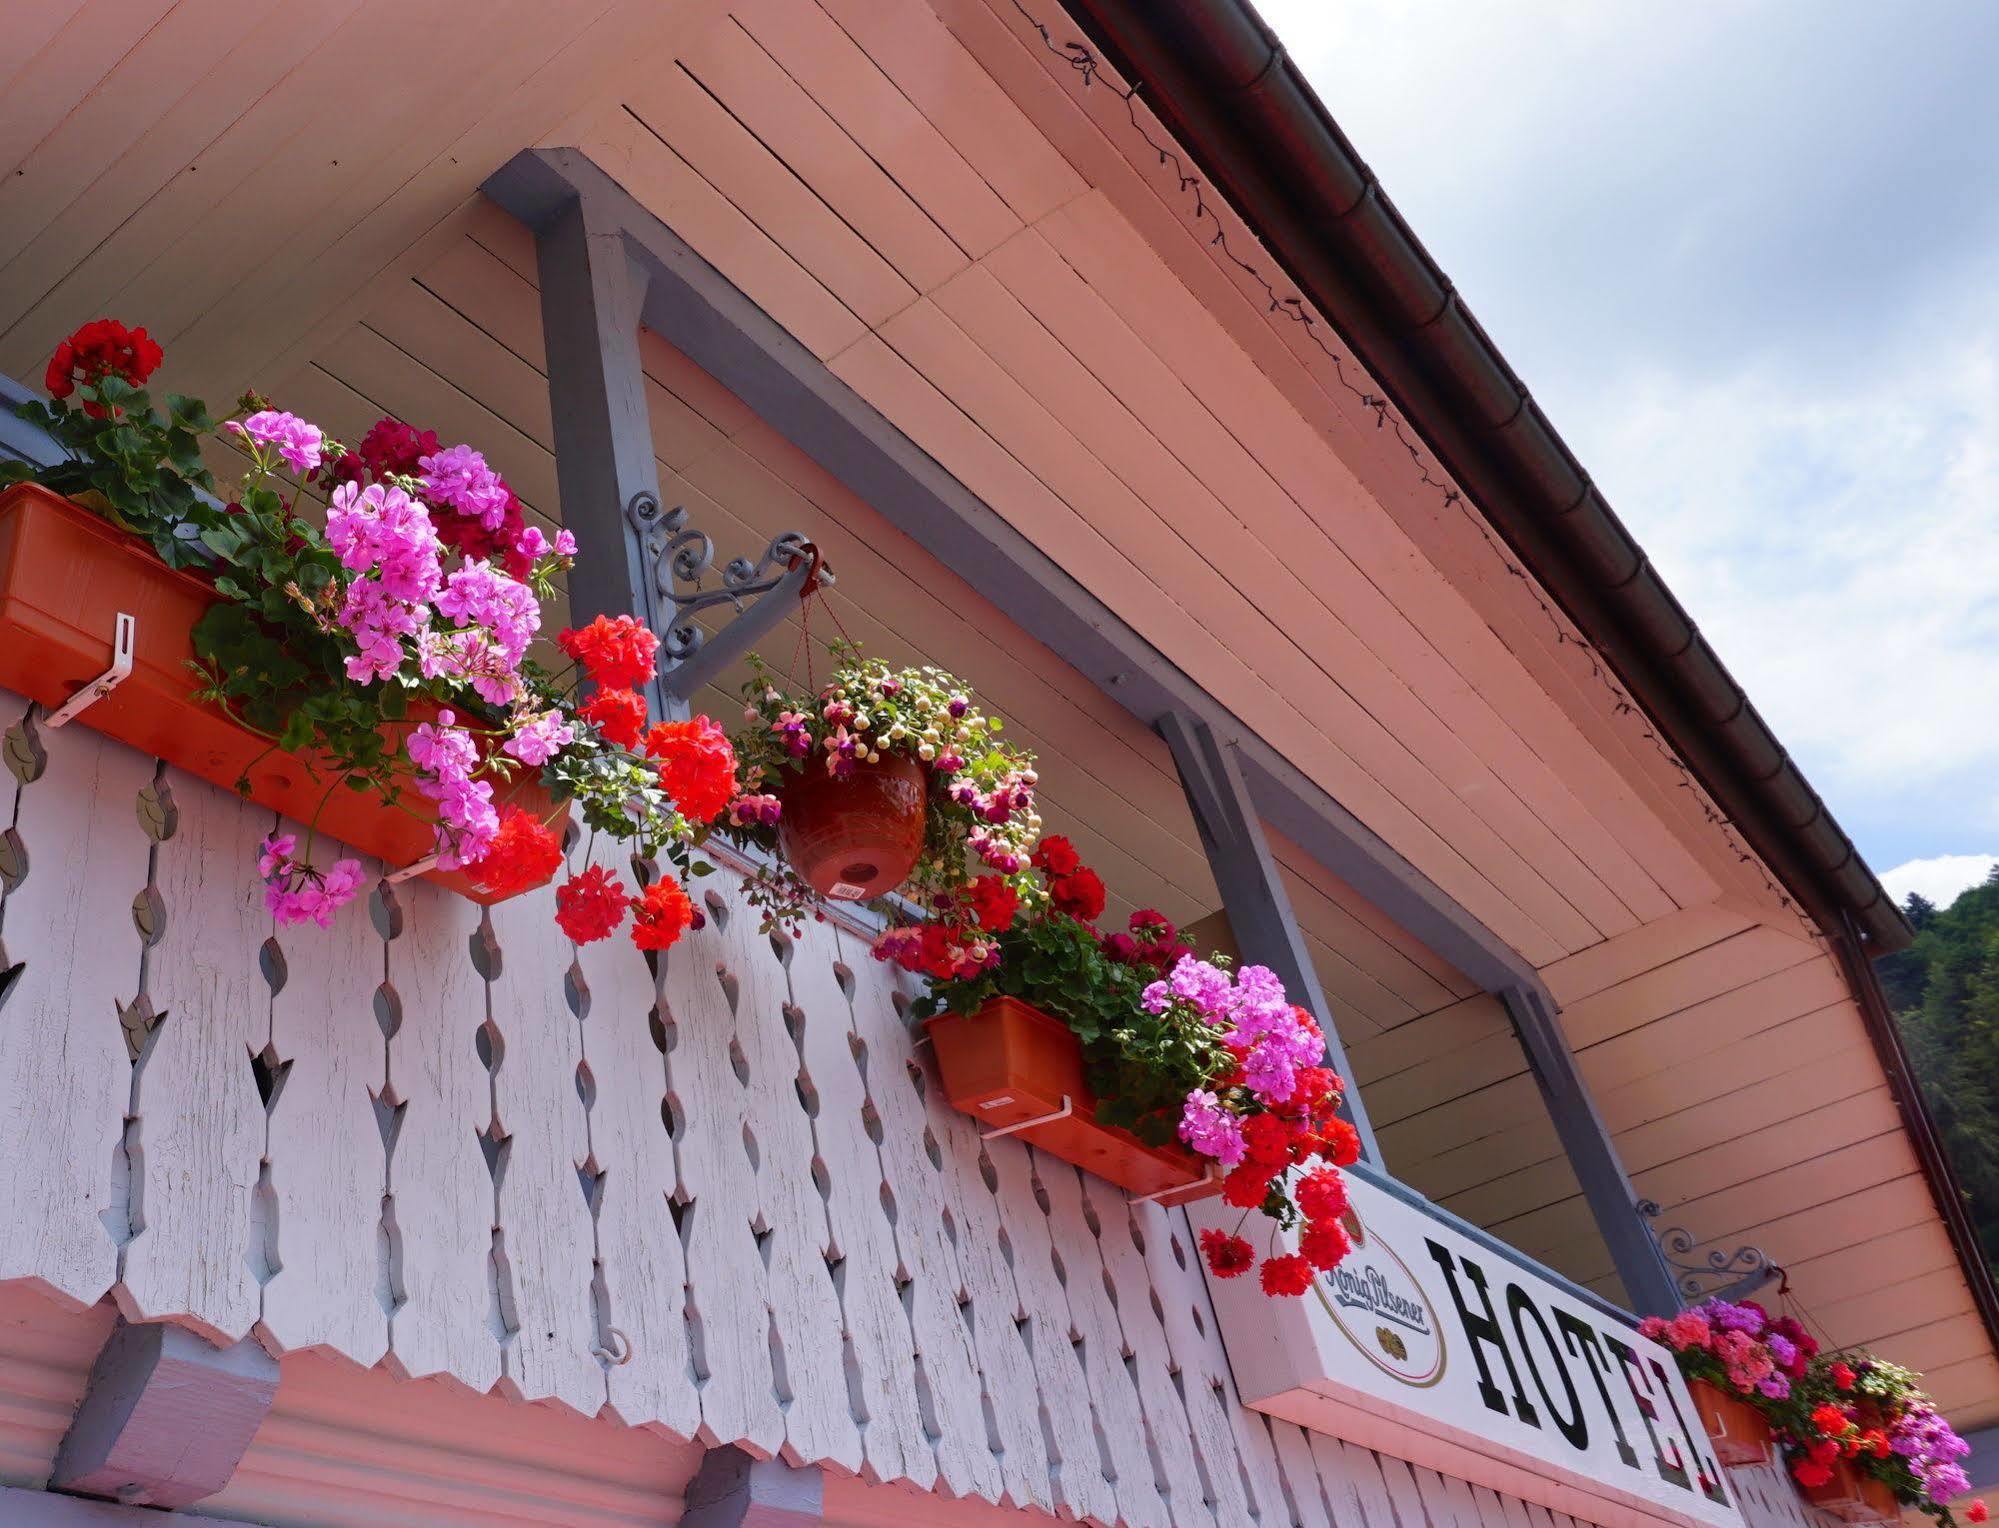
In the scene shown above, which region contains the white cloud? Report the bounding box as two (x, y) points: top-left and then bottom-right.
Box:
(1880, 854), (1999, 911)
(1261, 0), (1999, 867)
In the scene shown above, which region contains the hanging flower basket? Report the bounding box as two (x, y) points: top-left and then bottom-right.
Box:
(1797, 1458), (1900, 1523)
(926, 995), (1221, 1206)
(1688, 1377), (1774, 1467)
(775, 751), (927, 901)
(0, 482), (559, 903)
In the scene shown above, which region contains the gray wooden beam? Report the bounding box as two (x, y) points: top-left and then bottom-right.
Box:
(1159, 710), (1379, 1163)
(530, 191), (673, 717)
(680, 1445), (822, 1526)
(1963, 1423), (1999, 1493)
(50, 1320), (279, 1509)
(1501, 984), (1679, 1316)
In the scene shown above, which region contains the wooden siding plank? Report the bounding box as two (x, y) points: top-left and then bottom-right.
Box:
(0, 0), (175, 174)
(0, 0), (288, 268)
(814, 0), (1085, 224)
(1558, 926), (1823, 1049)
(1542, 902), (1759, 1007)
(950, 0), (1729, 922)
(379, 873), (502, 1394)
(314, 322), (559, 518)
(120, 770), (270, 1344)
(483, 884), (605, 1419)
(713, 906), (864, 1473)
(785, 932), (937, 1494)
(576, 886), (699, 1441)
(623, 64), (917, 328)
(1028, 193), (1701, 922)
(574, 105), (864, 360)
(734, 0), (1021, 260)
(960, 233), (1652, 940)
(830, 320), (1569, 966)
(680, 18), (971, 294)
(0, 711), (151, 1312)
(255, 834), (389, 1368)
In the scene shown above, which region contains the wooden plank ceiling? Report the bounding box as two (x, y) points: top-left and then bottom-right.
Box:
(0, 0), (1988, 1421)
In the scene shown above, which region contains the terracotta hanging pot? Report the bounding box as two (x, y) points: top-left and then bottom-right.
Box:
(1797, 1458), (1900, 1523)
(926, 995), (1221, 1205)
(1687, 1379), (1773, 1467)
(0, 482), (560, 903)
(776, 750), (928, 901)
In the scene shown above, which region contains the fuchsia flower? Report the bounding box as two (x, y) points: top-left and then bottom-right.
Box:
(1178, 1090), (1247, 1167)
(228, 410), (325, 476)
(419, 443), (512, 530)
(258, 833), (365, 928)
(503, 709), (574, 767)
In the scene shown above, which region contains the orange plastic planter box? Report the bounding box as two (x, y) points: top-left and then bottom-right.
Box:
(1798, 1458), (1900, 1523)
(1687, 1378), (1773, 1467)
(926, 995), (1221, 1206)
(0, 482), (556, 904)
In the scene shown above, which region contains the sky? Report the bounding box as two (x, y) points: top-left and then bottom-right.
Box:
(1260, 0), (1999, 908)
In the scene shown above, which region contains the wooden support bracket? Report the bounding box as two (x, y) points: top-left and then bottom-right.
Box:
(50, 1320), (279, 1509)
(680, 1445), (824, 1526)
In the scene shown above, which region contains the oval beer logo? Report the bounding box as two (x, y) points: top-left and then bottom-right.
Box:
(1316, 1209), (1446, 1388)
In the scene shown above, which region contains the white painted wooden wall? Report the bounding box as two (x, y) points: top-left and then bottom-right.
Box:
(0, 685), (1833, 1528)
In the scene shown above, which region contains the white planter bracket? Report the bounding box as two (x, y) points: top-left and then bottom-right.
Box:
(45, 611), (135, 729)
(981, 1095), (1073, 1140)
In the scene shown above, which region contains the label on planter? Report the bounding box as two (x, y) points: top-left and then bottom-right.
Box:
(1193, 1170), (1743, 1527)
(829, 880), (870, 900)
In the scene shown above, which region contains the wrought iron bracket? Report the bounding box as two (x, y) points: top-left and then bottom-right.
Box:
(1638, 1199), (1781, 1304)
(628, 492), (833, 703)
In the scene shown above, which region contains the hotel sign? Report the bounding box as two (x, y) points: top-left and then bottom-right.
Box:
(1193, 1172), (1743, 1527)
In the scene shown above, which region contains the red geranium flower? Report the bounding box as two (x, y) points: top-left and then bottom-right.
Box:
(555, 865), (627, 944)
(1031, 834), (1082, 877)
(1200, 1228), (1254, 1279)
(1810, 1404), (1850, 1439)
(1300, 1218), (1353, 1272)
(1293, 1066), (1342, 1109)
(1259, 1253), (1314, 1297)
(1319, 1116), (1362, 1167)
(630, 879), (695, 952)
(559, 614), (659, 689)
(966, 876), (1020, 933)
(1829, 1361), (1856, 1390)
(326, 416), (441, 485)
(1049, 867), (1106, 923)
(1222, 1162), (1274, 1210)
(580, 687), (648, 749)
(1295, 1167), (1349, 1223)
(1965, 1500), (1987, 1523)
(1240, 1112), (1294, 1170)
(645, 717), (738, 823)
(1791, 1459), (1834, 1489)
(475, 807), (563, 899)
(46, 319), (163, 417)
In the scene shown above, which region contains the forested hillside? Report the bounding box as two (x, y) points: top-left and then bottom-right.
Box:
(1879, 871), (1999, 1277)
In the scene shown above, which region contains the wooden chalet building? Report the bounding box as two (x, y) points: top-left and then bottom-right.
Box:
(0, 0), (1990, 1524)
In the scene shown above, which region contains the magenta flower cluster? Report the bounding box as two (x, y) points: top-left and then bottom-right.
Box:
(258, 833), (365, 927)
(418, 443), (512, 531)
(1892, 1406), (1973, 1504)
(226, 409), (325, 477)
(1146, 956), (1322, 1107)
(406, 710), (500, 871)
